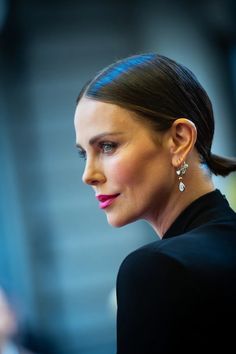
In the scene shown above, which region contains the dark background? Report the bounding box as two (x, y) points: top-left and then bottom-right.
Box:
(0, 0), (235, 353)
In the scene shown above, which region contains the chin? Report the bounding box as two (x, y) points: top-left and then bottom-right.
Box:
(107, 218), (127, 228)
(106, 214), (138, 228)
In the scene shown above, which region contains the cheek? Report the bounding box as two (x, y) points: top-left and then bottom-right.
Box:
(106, 154), (148, 185)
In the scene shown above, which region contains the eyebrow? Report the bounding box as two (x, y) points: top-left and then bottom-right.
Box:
(76, 132), (124, 149)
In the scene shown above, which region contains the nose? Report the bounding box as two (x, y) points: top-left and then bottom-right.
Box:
(82, 159), (106, 186)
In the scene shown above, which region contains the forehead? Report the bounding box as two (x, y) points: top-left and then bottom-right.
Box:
(75, 97), (133, 126)
(74, 98), (164, 150)
(74, 98), (144, 142)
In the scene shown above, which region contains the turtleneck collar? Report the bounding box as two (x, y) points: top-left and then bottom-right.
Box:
(163, 189), (232, 239)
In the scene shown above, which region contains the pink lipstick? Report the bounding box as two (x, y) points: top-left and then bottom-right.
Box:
(96, 194), (120, 209)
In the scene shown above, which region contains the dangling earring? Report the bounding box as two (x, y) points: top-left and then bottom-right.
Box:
(176, 161), (189, 192)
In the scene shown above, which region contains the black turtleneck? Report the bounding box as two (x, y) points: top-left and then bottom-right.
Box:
(116, 189), (236, 354)
(163, 189), (235, 238)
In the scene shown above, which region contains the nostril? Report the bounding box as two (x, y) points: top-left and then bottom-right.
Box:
(82, 174), (99, 186)
(90, 179), (99, 185)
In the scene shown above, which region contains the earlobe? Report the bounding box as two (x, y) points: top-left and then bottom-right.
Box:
(170, 118), (197, 168)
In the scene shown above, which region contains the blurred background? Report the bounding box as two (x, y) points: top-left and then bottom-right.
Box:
(0, 0), (235, 353)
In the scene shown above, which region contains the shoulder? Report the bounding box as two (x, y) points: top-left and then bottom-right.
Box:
(117, 227), (202, 280)
(118, 218), (236, 283)
(118, 240), (179, 274)
(117, 239), (193, 293)
(119, 219), (236, 292)
(116, 240), (200, 315)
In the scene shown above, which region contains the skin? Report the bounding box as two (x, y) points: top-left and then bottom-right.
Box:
(74, 97), (214, 237)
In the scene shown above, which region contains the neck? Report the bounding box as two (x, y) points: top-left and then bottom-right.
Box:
(148, 164), (215, 238)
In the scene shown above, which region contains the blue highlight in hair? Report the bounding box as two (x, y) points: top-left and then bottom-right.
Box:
(88, 53), (155, 95)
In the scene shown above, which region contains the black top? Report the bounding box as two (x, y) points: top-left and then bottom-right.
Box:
(116, 189), (236, 354)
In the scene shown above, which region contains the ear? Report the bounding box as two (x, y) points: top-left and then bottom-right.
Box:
(168, 118), (197, 168)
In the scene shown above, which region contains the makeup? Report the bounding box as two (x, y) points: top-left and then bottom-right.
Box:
(96, 194), (120, 209)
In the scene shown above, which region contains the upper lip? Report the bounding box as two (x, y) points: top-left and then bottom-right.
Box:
(96, 194), (120, 202)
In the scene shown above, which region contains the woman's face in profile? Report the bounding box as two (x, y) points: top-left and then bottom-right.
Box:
(74, 98), (174, 227)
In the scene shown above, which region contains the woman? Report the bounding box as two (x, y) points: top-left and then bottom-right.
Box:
(74, 53), (236, 354)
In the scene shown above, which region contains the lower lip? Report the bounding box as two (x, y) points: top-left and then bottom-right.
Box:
(99, 195), (119, 209)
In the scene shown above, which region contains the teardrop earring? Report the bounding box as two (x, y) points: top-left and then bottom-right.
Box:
(176, 162), (189, 192)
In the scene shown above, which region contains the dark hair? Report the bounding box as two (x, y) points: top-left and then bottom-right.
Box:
(77, 53), (236, 177)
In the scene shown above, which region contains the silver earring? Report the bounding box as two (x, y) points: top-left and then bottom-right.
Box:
(176, 162), (188, 192)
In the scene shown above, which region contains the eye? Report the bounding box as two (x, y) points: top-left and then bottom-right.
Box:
(99, 142), (118, 154)
(77, 148), (87, 160)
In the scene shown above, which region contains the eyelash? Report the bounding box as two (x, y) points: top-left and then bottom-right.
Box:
(99, 141), (118, 154)
(77, 141), (118, 160)
(78, 149), (87, 160)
